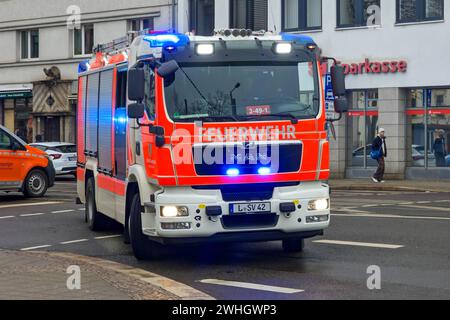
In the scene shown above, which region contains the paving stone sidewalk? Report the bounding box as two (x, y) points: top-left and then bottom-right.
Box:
(0, 250), (183, 300)
(329, 179), (450, 193)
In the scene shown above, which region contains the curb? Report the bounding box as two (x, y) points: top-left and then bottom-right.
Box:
(25, 250), (215, 300)
(331, 185), (437, 192)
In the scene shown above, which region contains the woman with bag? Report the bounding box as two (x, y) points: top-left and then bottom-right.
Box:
(371, 128), (387, 183)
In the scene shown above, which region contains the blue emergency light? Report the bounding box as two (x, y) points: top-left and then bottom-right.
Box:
(143, 33), (190, 48)
(280, 33), (316, 46)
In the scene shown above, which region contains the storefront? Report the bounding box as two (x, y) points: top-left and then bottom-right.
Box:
(0, 85), (33, 142)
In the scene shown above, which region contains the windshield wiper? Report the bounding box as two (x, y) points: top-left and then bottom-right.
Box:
(176, 115), (240, 123)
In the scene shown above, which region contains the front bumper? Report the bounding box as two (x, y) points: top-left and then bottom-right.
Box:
(142, 181), (330, 242)
(44, 160), (56, 188)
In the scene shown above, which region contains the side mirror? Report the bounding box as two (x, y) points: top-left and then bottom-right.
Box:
(334, 96), (349, 113)
(331, 64), (347, 97)
(128, 103), (145, 119)
(128, 68), (145, 101)
(157, 60), (179, 79)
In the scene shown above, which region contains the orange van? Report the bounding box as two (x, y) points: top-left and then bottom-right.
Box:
(0, 125), (55, 197)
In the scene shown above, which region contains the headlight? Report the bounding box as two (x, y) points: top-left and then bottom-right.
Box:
(308, 199), (330, 211)
(161, 206), (189, 217)
(274, 42), (292, 54)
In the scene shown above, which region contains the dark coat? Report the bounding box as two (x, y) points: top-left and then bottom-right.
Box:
(372, 136), (387, 158)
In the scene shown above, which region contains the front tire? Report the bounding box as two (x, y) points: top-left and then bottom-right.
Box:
(129, 193), (160, 260)
(85, 178), (108, 231)
(282, 238), (305, 253)
(23, 169), (48, 198)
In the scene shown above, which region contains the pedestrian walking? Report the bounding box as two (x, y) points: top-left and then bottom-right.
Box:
(371, 128), (387, 183)
(433, 130), (446, 167)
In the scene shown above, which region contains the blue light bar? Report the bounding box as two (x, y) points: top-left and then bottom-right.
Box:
(280, 33), (316, 46)
(143, 33), (189, 48)
(78, 60), (90, 73)
(226, 168), (240, 177)
(258, 167), (271, 176)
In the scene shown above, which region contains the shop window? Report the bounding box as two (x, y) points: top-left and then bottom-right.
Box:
(282, 0), (322, 31)
(230, 0), (268, 31)
(397, 0), (444, 23)
(74, 24), (94, 56)
(189, 0), (215, 36)
(128, 18), (154, 32)
(20, 29), (39, 60)
(406, 88), (450, 169)
(14, 98), (33, 143)
(0, 100), (4, 125)
(337, 0), (381, 28)
(347, 90), (379, 168)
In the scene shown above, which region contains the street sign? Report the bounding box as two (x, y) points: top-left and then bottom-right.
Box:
(324, 74), (336, 119)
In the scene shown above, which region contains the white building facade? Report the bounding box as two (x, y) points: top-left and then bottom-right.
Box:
(180, 0), (450, 180)
(0, 0), (175, 143)
(1, 0), (449, 179)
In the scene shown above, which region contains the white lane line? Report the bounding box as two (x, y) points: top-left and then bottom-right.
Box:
(20, 245), (52, 251)
(60, 239), (89, 245)
(399, 204), (450, 212)
(313, 240), (404, 249)
(332, 213), (450, 221)
(51, 209), (75, 214)
(94, 235), (122, 240)
(20, 213), (46, 217)
(199, 279), (304, 294)
(0, 201), (62, 209)
(417, 201), (432, 204)
(78, 208), (86, 211)
(0, 215), (15, 220)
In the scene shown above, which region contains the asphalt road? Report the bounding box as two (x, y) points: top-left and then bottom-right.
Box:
(1, 178), (449, 300)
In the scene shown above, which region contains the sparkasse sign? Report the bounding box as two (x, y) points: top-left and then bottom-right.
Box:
(342, 58), (407, 76)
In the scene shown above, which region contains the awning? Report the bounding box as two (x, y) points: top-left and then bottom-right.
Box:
(0, 84), (33, 99)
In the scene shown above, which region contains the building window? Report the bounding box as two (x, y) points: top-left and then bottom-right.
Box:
(20, 30), (39, 60)
(282, 0), (322, 31)
(337, 0), (381, 28)
(397, 0), (444, 23)
(406, 88), (450, 168)
(189, 0), (215, 36)
(74, 24), (94, 56)
(230, 0), (268, 31)
(347, 90), (379, 168)
(128, 18), (154, 32)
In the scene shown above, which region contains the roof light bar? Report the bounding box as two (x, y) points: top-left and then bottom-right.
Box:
(143, 33), (189, 48)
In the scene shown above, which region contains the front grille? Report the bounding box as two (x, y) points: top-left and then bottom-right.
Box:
(193, 182), (299, 201)
(221, 213), (279, 230)
(193, 143), (302, 176)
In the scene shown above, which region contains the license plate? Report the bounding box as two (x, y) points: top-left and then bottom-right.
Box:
(230, 202), (271, 214)
(69, 157), (77, 161)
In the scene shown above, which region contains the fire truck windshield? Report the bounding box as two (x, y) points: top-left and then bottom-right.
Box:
(163, 60), (319, 122)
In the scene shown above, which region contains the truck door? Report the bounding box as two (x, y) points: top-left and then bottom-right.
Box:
(0, 128), (24, 189)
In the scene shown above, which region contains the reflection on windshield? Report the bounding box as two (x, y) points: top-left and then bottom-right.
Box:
(163, 62), (319, 122)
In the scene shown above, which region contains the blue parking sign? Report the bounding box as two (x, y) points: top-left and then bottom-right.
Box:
(324, 74), (334, 101)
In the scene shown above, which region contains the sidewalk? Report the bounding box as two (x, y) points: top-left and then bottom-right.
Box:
(329, 179), (450, 193)
(0, 250), (213, 300)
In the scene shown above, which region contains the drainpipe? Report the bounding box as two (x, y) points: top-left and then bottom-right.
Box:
(172, 0), (176, 32)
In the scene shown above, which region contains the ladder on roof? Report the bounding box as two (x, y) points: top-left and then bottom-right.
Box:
(93, 28), (162, 54)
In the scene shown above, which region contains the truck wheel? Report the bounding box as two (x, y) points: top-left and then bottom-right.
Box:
(282, 238), (305, 253)
(129, 193), (160, 260)
(23, 169), (48, 198)
(85, 178), (108, 231)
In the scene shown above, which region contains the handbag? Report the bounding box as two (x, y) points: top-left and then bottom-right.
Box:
(370, 146), (382, 160)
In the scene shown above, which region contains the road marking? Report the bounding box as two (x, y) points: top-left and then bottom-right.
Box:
(0, 216), (15, 220)
(51, 209), (75, 214)
(60, 239), (89, 245)
(20, 213), (46, 217)
(399, 204), (450, 212)
(94, 235), (121, 240)
(0, 201), (62, 209)
(20, 245), (52, 251)
(332, 213), (450, 221)
(313, 240), (404, 249)
(199, 279), (304, 294)
(79, 208), (86, 211)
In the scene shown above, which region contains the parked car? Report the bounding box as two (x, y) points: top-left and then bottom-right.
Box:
(0, 125), (55, 197)
(29, 142), (77, 176)
(352, 144), (434, 167)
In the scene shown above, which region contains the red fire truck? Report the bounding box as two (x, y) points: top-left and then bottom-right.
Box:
(76, 29), (348, 260)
